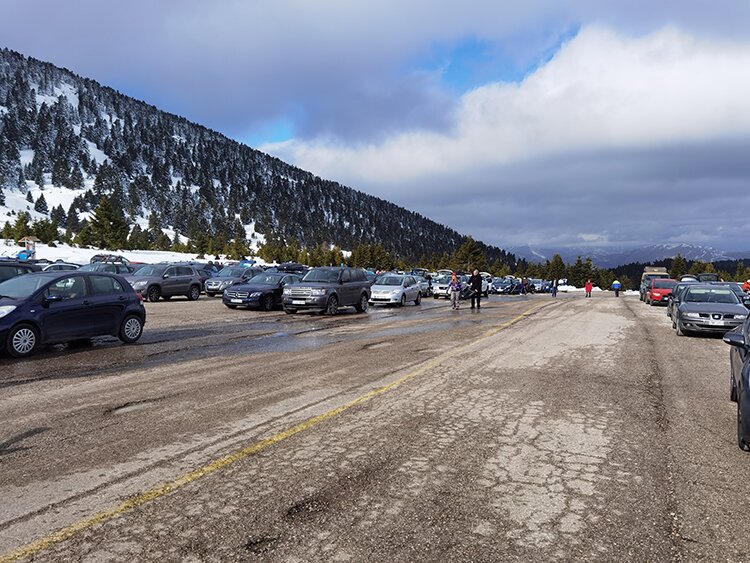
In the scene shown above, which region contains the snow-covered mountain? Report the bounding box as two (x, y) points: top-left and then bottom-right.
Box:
(510, 243), (749, 268)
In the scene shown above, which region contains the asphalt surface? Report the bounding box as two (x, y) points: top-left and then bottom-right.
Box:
(0, 292), (748, 562)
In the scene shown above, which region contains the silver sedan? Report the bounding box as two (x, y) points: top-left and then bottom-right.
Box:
(369, 274), (422, 307)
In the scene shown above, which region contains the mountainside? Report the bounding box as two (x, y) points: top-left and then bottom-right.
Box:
(0, 48), (515, 265)
(510, 243), (747, 269)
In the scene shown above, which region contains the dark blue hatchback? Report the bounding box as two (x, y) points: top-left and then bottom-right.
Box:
(0, 271), (146, 358)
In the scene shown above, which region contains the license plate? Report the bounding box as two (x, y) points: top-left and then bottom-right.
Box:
(709, 319), (724, 326)
(292, 300), (305, 305)
(231, 299), (243, 303)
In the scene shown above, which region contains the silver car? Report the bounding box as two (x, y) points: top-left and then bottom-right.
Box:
(674, 285), (749, 336)
(369, 274), (422, 307)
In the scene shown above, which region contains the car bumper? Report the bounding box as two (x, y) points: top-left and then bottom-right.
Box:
(680, 319), (744, 333)
(282, 295), (328, 311)
(223, 296), (262, 307)
(650, 295), (669, 304)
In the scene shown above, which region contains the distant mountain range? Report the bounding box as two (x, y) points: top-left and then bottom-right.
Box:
(510, 243), (750, 269)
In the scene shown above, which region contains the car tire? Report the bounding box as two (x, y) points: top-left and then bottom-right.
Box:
(675, 320), (686, 336)
(738, 399), (750, 452)
(7, 324), (39, 358)
(262, 294), (274, 311)
(415, 292), (421, 305)
(147, 286), (161, 302)
(325, 295), (338, 316)
(187, 285), (201, 301)
(119, 315), (143, 344)
(355, 293), (368, 313)
(284, 308), (297, 314)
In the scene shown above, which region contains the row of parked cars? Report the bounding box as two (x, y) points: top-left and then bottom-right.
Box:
(638, 267), (750, 450)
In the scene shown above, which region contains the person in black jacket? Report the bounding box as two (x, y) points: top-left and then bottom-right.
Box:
(469, 269), (483, 309)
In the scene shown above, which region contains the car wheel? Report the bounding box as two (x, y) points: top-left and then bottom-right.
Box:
(119, 315), (143, 344)
(225, 304), (238, 309)
(738, 399), (750, 451)
(284, 308), (297, 315)
(7, 324), (39, 358)
(187, 285), (201, 301)
(731, 376), (738, 402)
(262, 294), (274, 311)
(355, 293), (368, 313)
(400, 294), (406, 307)
(325, 295), (338, 315)
(415, 292), (421, 305)
(147, 286), (161, 302)
(676, 320), (686, 336)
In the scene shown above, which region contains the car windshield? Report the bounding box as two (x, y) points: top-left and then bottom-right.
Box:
(133, 265), (166, 276)
(654, 280), (677, 289)
(377, 276), (403, 286)
(302, 269), (340, 283)
(0, 274), (50, 299)
(249, 274), (283, 285)
(684, 288), (739, 304)
(435, 275), (451, 283)
(217, 267), (247, 277)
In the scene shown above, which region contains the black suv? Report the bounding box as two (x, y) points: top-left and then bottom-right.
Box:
(0, 260), (41, 282)
(282, 267), (370, 315)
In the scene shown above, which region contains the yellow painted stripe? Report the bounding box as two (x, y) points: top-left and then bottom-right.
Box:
(0, 300), (554, 563)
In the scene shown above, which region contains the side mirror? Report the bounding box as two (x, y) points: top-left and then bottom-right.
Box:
(724, 332), (747, 348)
(163, 274), (170, 279)
(44, 294), (64, 305)
(743, 297), (750, 307)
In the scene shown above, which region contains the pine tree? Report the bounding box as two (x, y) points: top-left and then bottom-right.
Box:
(669, 254), (687, 279)
(89, 196), (129, 250)
(26, 191), (33, 203)
(13, 211), (31, 241)
(34, 193), (48, 214)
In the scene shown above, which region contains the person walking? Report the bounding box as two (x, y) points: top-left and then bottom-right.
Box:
(584, 279), (593, 298)
(551, 278), (558, 298)
(449, 272), (462, 310)
(611, 279), (621, 297)
(469, 269), (483, 309)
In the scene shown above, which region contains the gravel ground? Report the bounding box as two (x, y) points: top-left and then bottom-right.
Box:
(0, 293), (747, 562)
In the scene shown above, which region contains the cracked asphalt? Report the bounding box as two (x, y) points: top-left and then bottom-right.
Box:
(0, 293), (748, 562)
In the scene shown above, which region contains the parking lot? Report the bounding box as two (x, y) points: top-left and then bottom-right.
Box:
(1, 293), (749, 562)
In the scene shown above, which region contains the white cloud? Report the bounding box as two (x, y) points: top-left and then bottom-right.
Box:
(263, 26), (750, 192)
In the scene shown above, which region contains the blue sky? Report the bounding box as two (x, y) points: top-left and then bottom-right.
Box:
(2, 1), (750, 251)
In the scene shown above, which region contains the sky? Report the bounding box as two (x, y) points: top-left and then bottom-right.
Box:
(2, 1), (750, 251)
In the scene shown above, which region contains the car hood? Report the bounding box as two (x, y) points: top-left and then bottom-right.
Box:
(371, 284), (404, 291)
(229, 283), (276, 292)
(207, 276), (243, 283)
(123, 275), (160, 283)
(678, 302), (747, 315)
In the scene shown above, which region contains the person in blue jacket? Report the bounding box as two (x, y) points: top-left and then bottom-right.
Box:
(611, 279), (621, 297)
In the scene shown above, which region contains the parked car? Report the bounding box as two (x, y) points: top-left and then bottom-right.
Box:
(666, 281), (698, 319)
(725, 316), (750, 450)
(414, 275), (432, 297)
(640, 268), (670, 301)
(645, 278), (677, 306)
(432, 275), (453, 299)
(124, 264), (204, 302)
(282, 267), (370, 315)
(90, 254), (130, 264)
(78, 262), (135, 275)
(673, 285), (749, 336)
(369, 274), (422, 307)
(204, 266), (264, 297)
(0, 260), (41, 282)
(42, 262), (80, 272)
(0, 271), (145, 357)
(223, 273), (301, 310)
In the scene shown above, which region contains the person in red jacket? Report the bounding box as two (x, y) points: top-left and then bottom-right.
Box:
(584, 279), (593, 298)
(743, 279), (750, 293)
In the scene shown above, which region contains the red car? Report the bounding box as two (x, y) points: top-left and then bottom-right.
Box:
(646, 278), (677, 305)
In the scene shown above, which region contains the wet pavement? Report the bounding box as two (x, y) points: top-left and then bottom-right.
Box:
(1, 293), (749, 561)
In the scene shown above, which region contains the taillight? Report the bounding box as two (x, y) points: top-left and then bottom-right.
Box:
(136, 292), (144, 302)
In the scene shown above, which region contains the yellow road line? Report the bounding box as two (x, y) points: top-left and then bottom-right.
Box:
(0, 300), (554, 563)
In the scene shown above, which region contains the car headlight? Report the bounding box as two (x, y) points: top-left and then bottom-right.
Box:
(684, 312), (701, 318)
(132, 280), (146, 289)
(0, 305), (16, 319)
(283, 288), (292, 295)
(310, 288), (327, 296)
(249, 292), (262, 298)
(736, 314), (747, 320)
